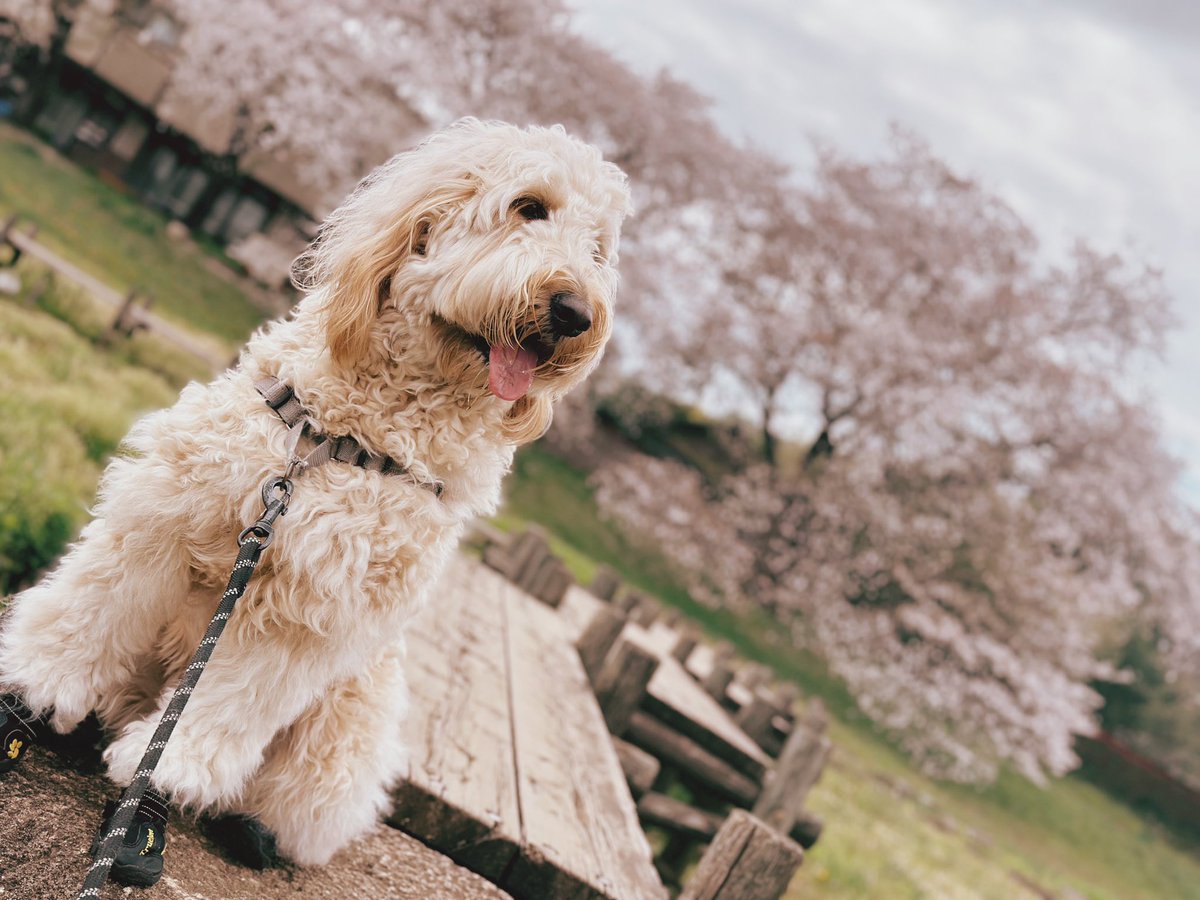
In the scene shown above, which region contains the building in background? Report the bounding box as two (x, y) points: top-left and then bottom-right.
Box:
(0, 2), (426, 286)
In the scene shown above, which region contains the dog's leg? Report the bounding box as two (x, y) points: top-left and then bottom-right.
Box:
(232, 645), (409, 865)
(0, 503), (188, 735)
(102, 603), (392, 811)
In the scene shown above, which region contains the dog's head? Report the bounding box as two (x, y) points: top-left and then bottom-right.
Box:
(294, 119), (632, 444)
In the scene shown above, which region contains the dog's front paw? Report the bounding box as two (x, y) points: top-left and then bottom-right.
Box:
(104, 718), (257, 808)
(102, 715), (157, 786)
(1, 659), (94, 735)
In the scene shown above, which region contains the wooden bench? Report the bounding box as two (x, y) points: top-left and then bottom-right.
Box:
(390, 557), (665, 900)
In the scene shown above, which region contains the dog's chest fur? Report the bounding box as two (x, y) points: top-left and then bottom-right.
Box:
(120, 306), (515, 652)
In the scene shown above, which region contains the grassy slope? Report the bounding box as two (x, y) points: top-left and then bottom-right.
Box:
(0, 301), (178, 592)
(500, 445), (1200, 900)
(0, 125), (264, 345)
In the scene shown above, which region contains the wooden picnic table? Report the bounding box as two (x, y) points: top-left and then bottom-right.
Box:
(390, 557), (665, 900)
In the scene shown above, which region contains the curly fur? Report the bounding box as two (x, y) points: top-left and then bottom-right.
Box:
(0, 120), (630, 865)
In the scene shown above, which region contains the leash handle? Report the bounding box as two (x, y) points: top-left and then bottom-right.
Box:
(78, 479), (288, 898)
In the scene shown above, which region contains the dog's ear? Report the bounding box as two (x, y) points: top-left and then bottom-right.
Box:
(502, 393), (555, 445)
(293, 149), (475, 368)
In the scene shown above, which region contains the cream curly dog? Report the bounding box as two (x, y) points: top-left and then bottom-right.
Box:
(0, 119), (630, 865)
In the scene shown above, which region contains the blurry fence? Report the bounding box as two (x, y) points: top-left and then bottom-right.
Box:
(0, 214), (226, 372)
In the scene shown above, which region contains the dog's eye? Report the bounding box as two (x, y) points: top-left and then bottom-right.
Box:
(512, 197), (548, 221)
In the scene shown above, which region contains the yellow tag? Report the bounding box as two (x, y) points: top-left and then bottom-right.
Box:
(6, 738), (21, 759)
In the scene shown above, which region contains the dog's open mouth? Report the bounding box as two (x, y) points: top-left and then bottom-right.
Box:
(432, 314), (553, 402)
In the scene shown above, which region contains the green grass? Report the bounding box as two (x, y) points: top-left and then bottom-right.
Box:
(796, 720), (1200, 899)
(0, 124), (265, 346)
(0, 299), (177, 592)
(500, 445), (861, 712)
(498, 444), (1200, 900)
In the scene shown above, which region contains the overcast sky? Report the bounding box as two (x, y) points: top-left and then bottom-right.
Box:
(567, 0), (1200, 503)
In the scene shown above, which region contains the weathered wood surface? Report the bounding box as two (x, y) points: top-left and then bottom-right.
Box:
(575, 604), (628, 684)
(2, 749), (512, 900)
(559, 583), (609, 635)
(391, 559), (524, 879)
(738, 689), (795, 757)
(559, 586), (770, 783)
(503, 584), (665, 900)
(395, 558), (664, 900)
(481, 526), (573, 607)
(671, 627), (699, 665)
(594, 636), (661, 736)
(753, 700), (832, 836)
(790, 809), (824, 849)
(625, 711), (761, 807)
(589, 565), (622, 602)
(634, 648), (770, 782)
(679, 810), (803, 900)
(613, 736), (660, 799)
(637, 791), (724, 841)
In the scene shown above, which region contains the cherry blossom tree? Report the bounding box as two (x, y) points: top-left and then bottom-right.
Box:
(594, 133), (1198, 783)
(156, 0), (431, 203)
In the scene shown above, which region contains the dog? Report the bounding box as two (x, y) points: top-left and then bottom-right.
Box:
(0, 119), (631, 867)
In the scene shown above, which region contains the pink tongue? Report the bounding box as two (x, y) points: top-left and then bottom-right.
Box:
(488, 344), (538, 401)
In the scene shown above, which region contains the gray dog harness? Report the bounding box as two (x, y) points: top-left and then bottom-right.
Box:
(254, 376), (444, 498)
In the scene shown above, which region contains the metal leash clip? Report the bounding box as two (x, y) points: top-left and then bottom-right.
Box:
(237, 476), (293, 548)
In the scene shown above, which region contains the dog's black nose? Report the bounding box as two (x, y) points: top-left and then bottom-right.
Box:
(549, 292), (592, 338)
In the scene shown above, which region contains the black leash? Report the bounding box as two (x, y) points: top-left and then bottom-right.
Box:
(77, 477), (292, 899)
(76, 376), (439, 897)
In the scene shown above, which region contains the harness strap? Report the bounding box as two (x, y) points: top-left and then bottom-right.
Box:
(254, 376), (444, 497)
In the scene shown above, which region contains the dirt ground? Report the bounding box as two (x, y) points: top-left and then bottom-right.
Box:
(0, 733), (510, 900)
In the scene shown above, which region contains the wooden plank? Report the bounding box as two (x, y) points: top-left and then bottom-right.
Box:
(680, 809), (803, 900)
(630, 596), (662, 627)
(389, 561), (523, 880)
(589, 565), (621, 601)
(559, 583), (605, 638)
(790, 810), (824, 849)
(594, 637), (660, 736)
(613, 736), (660, 799)
(559, 593), (768, 781)
(501, 577), (666, 900)
(510, 528), (550, 586)
(753, 700), (832, 834)
(625, 711), (761, 807)
(575, 604), (628, 685)
(634, 647), (770, 782)
(637, 791), (723, 841)
(737, 690), (785, 755)
(671, 628), (699, 665)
